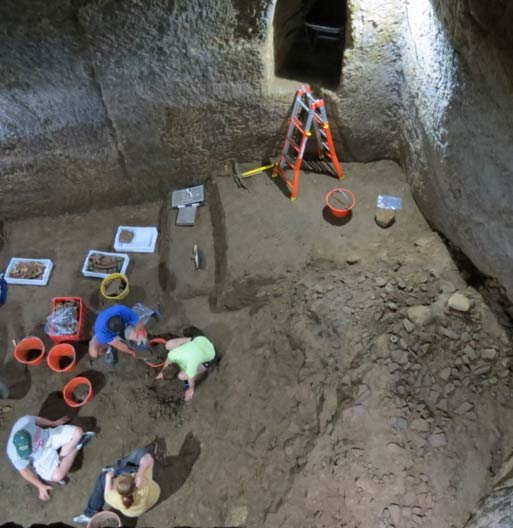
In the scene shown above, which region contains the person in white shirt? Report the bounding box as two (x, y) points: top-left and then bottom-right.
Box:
(6, 415), (95, 501)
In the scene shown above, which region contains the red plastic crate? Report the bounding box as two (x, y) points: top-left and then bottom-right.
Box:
(49, 297), (87, 344)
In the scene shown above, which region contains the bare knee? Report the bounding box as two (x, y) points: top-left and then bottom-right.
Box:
(51, 467), (66, 482)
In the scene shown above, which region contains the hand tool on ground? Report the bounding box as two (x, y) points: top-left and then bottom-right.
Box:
(231, 160), (248, 190)
(192, 244), (200, 270)
(240, 163), (275, 178)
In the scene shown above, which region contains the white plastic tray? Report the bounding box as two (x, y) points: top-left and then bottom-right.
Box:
(5, 258), (54, 286)
(82, 250), (130, 279)
(113, 226), (158, 253)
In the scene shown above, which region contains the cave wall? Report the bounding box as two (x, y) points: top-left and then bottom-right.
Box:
(0, 0), (405, 219)
(0, 0), (280, 219)
(399, 0), (513, 297)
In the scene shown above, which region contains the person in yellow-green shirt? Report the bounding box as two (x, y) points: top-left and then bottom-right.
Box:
(72, 447), (160, 524)
(156, 335), (216, 401)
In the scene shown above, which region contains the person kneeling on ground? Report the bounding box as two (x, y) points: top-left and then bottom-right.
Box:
(73, 447), (160, 524)
(89, 304), (148, 360)
(6, 415), (95, 501)
(156, 334), (216, 401)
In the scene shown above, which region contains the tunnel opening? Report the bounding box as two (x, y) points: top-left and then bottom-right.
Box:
(273, 0), (347, 88)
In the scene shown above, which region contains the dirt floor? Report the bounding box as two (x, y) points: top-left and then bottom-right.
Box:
(1, 161), (513, 528)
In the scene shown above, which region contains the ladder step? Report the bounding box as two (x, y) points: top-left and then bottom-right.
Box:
(290, 117), (306, 135)
(296, 99), (310, 113)
(286, 137), (300, 152)
(283, 155), (297, 169)
(322, 141), (330, 151)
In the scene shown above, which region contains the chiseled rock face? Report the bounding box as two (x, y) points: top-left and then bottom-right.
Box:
(465, 486), (513, 528)
(399, 0), (513, 300)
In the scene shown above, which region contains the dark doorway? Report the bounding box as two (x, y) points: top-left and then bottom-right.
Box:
(274, 0), (347, 88)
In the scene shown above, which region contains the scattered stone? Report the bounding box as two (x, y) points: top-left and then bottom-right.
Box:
(428, 432), (447, 447)
(455, 401), (474, 415)
(346, 254), (361, 265)
(394, 417), (409, 430)
(439, 367), (451, 381)
(225, 506), (249, 527)
(375, 208), (396, 228)
(402, 319), (415, 333)
(391, 349), (409, 365)
(389, 504), (401, 525)
(448, 293), (472, 312)
(388, 362), (401, 374)
(481, 348), (498, 360)
(437, 399), (448, 411)
(472, 363), (492, 376)
(375, 277), (387, 287)
(410, 418), (430, 432)
(407, 306), (434, 327)
(440, 327), (459, 340)
(397, 279), (406, 290)
(387, 302), (398, 311)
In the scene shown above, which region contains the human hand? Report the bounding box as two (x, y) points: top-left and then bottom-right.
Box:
(38, 484), (52, 501)
(184, 388), (194, 401)
(135, 328), (148, 346)
(53, 416), (70, 426)
(135, 474), (143, 488)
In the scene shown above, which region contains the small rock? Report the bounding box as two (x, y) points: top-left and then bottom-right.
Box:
(481, 348), (497, 360)
(439, 367), (451, 381)
(428, 432), (447, 447)
(448, 293), (472, 312)
(472, 363), (492, 376)
(375, 277), (387, 287)
(402, 319), (415, 333)
(407, 306), (434, 327)
(389, 504), (401, 525)
(387, 302), (398, 311)
(455, 401), (474, 414)
(391, 349), (409, 365)
(437, 399), (448, 411)
(397, 279), (406, 290)
(440, 327), (459, 340)
(410, 418), (430, 432)
(388, 362), (401, 374)
(346, 254), (360, 265)
(375, 208), (396, 228)
(225, 506), (249, 527)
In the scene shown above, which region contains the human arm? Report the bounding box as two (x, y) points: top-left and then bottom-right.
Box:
(184, 376), (196, 401)
(135, 454), (154, 488)
(35, 416), (70, 428)
(109, 337), (137, 358)
(18, 467), (52, 501)
(156, 358), (171, 379)
(104, 471), (115, 494)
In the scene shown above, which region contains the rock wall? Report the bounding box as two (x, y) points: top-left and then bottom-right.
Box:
(0, 0), (280, 219)
(0, 0), (404, 219)
(399, 0), (513, 298)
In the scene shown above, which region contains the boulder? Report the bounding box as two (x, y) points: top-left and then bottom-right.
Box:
(448, 293), (472, 312)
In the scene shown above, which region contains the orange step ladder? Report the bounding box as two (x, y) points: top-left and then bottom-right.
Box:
(273, 84), (344, 200)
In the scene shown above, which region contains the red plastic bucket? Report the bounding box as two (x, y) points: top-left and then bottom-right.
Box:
(325, 188), (356, 218)
(14, 337), (45, 365)
(47, 344), (77, 373)
(63, 376), (93, 408)
(144, 338), (167, 368)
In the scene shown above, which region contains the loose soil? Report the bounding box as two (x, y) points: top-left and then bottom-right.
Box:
(0, 162), (512, 528)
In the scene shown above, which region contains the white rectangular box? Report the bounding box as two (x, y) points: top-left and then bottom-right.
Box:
(82, 250), (130, 279)
(113, 226), (158, 253)
(5, 258), (54, 286)
(171, 185), (205, 208)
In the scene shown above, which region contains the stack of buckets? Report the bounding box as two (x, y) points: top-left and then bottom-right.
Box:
(14, 297), (93, 408)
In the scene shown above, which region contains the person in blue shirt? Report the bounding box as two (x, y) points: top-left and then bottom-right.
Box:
(88, 305), (148, 360)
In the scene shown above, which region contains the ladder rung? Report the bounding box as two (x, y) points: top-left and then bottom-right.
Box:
(286, 137), (300, 152)
(322, 141), (330, 151)
(296, 99), (310, 113)
(313, 113), (324, 125)
(284, 155), (297, 169)
(290, 117), (306, 135)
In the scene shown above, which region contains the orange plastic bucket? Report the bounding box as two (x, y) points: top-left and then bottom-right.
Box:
(145, 337), (167, 368)
(325, 188), (356, 218)
(63, 376), (93, 408)
(47, 344), (77, 373)
(14, 337), (45, 365)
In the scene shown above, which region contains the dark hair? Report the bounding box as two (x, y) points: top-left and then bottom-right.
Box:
(182, 326), (205, 340)
(107, 315), (125, 334)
